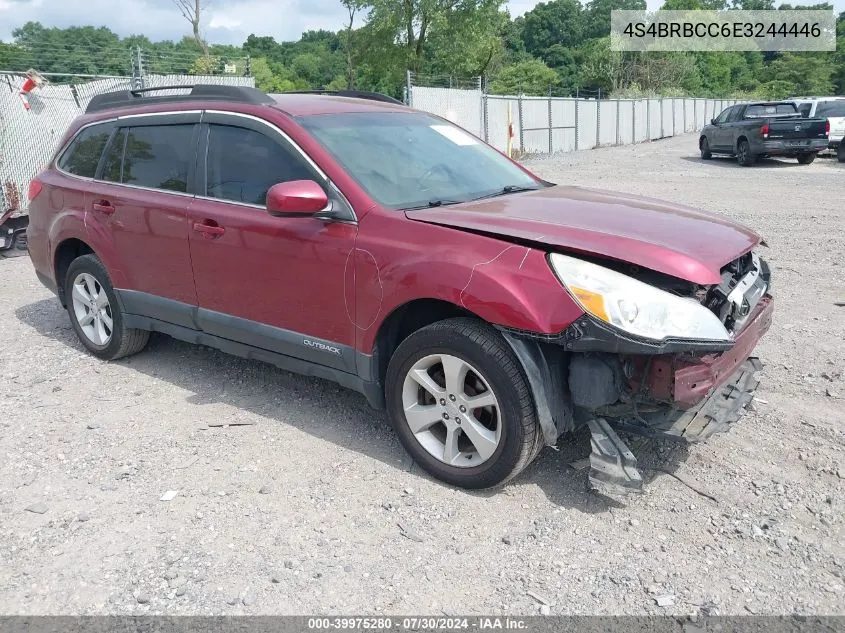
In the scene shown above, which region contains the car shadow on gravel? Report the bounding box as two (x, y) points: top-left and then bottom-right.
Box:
(17, 297), (694, 512)
(680, 155), (799, 168)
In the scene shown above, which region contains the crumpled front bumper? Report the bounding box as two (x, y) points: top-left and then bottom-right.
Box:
(617, 295), (773, 442)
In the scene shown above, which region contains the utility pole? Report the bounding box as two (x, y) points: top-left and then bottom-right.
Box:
(131, 46), (144, 90)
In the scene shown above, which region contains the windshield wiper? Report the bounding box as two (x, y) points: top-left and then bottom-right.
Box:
(402, 199), (463, 211)
(471, 185), (539, 201)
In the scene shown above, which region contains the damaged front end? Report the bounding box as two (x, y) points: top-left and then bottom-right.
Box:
(503, 250), (773, 494)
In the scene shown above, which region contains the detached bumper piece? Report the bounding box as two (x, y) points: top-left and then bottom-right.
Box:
(617, 357), (763, 443)
(587, 418), (643, 495)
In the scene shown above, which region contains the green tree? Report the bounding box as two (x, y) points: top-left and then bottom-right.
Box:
(761, 53), (835, 97)
(521, 0), (584, 59)
(359, 0), (504, 73)
(583, 0), (646, 40)
(488, 58), (559, 94)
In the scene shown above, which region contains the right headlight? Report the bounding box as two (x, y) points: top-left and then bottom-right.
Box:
(548, 252), (731, 343)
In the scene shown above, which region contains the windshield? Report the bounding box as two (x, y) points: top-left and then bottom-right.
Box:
(816, 100), (845, 118)
(300, 111), (541, 209)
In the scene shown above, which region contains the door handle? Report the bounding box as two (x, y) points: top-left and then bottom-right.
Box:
(92, 200), (115, 215)
(192, 221), (226, 238)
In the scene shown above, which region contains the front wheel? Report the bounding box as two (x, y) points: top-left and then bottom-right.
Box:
(65, 254), (149, 360)
(385, 318), (543, 489)
(700, 137), (712, 160)
(736, 140), (755, 167)
(797, 153), (816, 165)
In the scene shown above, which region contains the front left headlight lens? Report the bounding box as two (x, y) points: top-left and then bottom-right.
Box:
(549, 252), (731, 343)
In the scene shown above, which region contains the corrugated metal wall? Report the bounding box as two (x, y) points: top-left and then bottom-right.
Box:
(410, 85), (742, 155)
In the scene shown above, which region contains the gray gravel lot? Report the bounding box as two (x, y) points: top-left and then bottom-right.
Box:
(1, 134), (843, 616)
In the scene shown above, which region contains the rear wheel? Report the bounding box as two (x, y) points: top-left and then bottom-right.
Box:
(385, 318), (543, 489)
(736, 140), (755, 167)
(65, 254), (149, 360)
(700, 137), (712, 160)
(797, 153), (816, 165)
(837, 144), (845, 163)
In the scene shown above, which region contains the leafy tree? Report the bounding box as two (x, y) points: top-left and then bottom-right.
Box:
(583, 0), (647, 40)
(488, 58), (559, 94)
(521, 0), (584, 59)
(3, 4), (843, 101)
(359, 0), (504, 73)
(761, 53), (835, 96)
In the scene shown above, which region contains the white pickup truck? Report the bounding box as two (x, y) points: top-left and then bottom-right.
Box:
(790, 97), (845, 162)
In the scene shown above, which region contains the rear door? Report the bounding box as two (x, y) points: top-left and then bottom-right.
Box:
(85, 113), (201, 322)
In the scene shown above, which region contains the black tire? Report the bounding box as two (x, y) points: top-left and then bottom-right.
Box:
(837, 144), (844, 163)
(797, 153), (816, 165)
(700, 137), (712, 160)
(64, 254), (149, 360)
(385, 318), (543, 489)
(736, 140), (755, 167)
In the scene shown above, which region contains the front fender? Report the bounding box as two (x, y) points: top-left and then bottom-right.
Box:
(354, 213), (584, 353)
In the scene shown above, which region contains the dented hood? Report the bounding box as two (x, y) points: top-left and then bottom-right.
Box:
(405, 185), (761, 285)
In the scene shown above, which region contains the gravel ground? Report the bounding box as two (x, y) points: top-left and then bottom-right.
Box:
(1, 134), (843, 616)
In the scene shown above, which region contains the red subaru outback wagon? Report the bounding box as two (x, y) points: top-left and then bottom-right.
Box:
(27, 85), (773, 490)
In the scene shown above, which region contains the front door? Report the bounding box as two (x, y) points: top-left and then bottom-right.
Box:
(710, 106), (734, 150)
(186, 115), (358, 372)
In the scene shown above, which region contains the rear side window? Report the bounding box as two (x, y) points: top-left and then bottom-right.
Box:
(121, 125), (195, 193)
(205, 124), (315, 206)
(57, 122), (113, 178)
(101, 129), (126, 183)
(815, 100), (845, 118)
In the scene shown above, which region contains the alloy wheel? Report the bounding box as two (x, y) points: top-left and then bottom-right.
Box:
(71, 272), (113, 346)
(401, 353), (502, 468)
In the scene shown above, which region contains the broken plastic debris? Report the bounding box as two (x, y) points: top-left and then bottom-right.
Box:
(655, 594), (675, 607)
(159, 490), (179, 501)
(207, 420), (254, 427)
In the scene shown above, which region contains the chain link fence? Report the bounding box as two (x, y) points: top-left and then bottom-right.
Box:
(407, 73), (741, 156)
(0, 71), (255, 215)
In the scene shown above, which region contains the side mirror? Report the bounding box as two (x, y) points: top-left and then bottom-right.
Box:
(710, 118), (717, 125)
(266, 180), (329, 217)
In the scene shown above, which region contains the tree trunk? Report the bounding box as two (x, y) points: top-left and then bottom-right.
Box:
(345, 5), (356, 89)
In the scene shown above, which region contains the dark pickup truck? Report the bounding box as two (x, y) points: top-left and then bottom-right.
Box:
(699, 101), (829, 166)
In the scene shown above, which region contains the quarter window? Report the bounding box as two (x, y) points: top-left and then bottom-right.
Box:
(121, 125), (195, 193)
(205, 124), (315, 206)
(57, 122), (113, 178)
(101, 128), (126, 183)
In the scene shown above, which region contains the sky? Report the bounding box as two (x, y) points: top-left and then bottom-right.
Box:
(0, 0), (842, 45)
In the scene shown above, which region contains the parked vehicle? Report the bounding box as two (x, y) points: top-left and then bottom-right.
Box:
(789, 96), (845, 162)
(27, 85), (774, 491)
(0, 208), (28, 255)
(699, 101), (829, 166)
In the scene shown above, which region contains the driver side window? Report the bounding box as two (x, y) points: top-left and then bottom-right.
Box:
(715, 107), (733, 124)
(205, 124), (315, 206)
